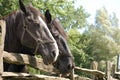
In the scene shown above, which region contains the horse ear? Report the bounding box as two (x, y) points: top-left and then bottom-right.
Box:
(19, 0), (27, 15)
(45, 9), (52, 23)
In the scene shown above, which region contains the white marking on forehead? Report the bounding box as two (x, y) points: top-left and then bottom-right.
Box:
(38, 16), (55, 40)
(38, 16), (59, 61)
(38, 16), (48, 29)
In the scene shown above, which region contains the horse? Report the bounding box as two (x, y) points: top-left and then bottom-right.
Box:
(1, 0), (59, 72)
(45, 10), (75, 75)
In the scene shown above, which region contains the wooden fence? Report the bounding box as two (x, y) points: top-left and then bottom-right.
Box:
(0, 20), (115, 80)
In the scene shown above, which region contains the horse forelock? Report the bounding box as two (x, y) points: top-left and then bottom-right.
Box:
(52, 18), (68, 40)
(26, 6), (38, 18)
(27, 6), (47, 23)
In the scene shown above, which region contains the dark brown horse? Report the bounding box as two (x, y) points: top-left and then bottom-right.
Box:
(1, 0), (59, 72)
(45, 10), (74, 75)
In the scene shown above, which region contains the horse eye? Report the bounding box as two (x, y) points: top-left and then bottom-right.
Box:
(54, 34), (59, 38)
(27, 18), (32, 22)
(35, 23), (40, 27)
(26, 16), (33, 22)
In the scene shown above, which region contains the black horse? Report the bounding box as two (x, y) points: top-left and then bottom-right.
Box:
(45, 10), (75, 75)
(1, 0), (59, 72)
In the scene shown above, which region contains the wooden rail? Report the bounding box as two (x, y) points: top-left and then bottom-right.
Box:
(3, 51), (106, 75)
(3, 51), (94, 80)
(3, 51), (105, 79)
(75, 67), (105, 77)
(3, 51), (54, 73)
(2, 72), (70, 80)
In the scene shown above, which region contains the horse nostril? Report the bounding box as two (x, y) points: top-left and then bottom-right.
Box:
(72, 65), (74, 69)
(52, 50), (56, 57)
(68, 64), (71, 70)
(68, 64), (74, 70)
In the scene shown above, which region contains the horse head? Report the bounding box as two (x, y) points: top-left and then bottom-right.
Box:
(45, 10), (75, 74)
(17, 0), (59, 65)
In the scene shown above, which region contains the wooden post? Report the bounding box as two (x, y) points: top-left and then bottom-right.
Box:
(0, 20), (6, 80)
(106, 61), (111, 80)
(117, 54), (120, 72)
(111, 64), (116, 78)
(91, 61), (98, 80)
(70, 68), (74, 80)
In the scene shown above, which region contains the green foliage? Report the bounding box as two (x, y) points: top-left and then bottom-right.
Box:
(0, 0), (89, 29)
(28, 66), (47, 75)
(0, 0), (18, 18)
(84, 7), (120, 61)
(68, 29), (92, 76)
(67, 29), (97, 78)
(32, 0), (89, 29)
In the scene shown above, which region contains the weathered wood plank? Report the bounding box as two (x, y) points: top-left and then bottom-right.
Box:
(74, 67), (105, 78)
(3, 51), (106, 78)
(90, 61), (98, 79)
(2, 72), (70, 80)
(2, 72), (92, 80)
(2, 72), (93, 80)
(0, 20), (6, 80)
(69, 69), (75, 80)
(74, 74), (92, 80)
(3, 51), (54, 73)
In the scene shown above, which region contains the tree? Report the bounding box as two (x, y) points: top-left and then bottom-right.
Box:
(109, 12), (119, 27)
(0, 0), (89, 29)
(68, 29), (92, 76)
(0, 0), (17, 17)
(85, 7), (120, 62)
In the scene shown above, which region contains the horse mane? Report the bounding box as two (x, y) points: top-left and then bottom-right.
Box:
(0, 11), (18, 20)
(52, 18), (68, 40)
(0, 5), (43, 20)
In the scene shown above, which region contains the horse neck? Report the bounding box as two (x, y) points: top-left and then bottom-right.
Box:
(4, 11), (34, 55)
(4, 11), (21, 53)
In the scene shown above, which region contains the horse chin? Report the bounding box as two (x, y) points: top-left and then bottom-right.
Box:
(41, 52), (55, 65)
(53, 59), (74, 75)
(42, 57), (54, 65)
(53, 62), (66, 74)
(43, 58), (49, 65)
(59, 68), (70, 74)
